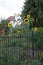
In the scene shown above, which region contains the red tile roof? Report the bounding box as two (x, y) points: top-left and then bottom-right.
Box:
(7, 16), (16, 21)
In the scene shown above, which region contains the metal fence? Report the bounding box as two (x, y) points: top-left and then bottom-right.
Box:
(0, 30), (43, 65)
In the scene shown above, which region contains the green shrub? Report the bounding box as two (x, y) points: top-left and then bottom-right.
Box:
(33, 27), (43, 49)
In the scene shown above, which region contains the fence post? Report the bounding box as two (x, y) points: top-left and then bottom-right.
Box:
(32, 28), (34, 59)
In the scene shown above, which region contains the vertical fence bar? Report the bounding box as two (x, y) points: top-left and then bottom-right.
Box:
(19, 35), (20, 65)
(32, 29), (34, 59)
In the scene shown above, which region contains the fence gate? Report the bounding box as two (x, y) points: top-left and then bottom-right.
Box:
(0, 30), (43, 65)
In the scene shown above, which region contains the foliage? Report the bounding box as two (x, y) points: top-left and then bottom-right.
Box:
(1, 19), (11, 35)
(0, 28), (43, 65)
(33, 27), (43, 49)
(21, 0), (43, 27)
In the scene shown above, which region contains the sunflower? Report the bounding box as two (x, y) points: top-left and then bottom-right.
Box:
(34, 27), (38, 32)
(27, 15), (30, 19)
(17, 29), (22, 34)
(24, 18), (29, 23)
(8, 22), (12, 27)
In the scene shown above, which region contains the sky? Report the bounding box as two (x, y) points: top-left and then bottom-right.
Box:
(0, 0), (25, 19)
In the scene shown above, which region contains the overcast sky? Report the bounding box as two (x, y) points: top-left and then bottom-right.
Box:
(0, 0), (25, 18)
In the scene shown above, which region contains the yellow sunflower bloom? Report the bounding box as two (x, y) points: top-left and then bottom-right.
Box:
(34, 27), (38, 32)
(8, 22), (12, 27)
(27, 15), (30, 19)
(24, 18), (29, 23)
(17, 29), (22, 34)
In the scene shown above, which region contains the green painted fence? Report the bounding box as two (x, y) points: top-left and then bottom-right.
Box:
(0, 30), (43, 65)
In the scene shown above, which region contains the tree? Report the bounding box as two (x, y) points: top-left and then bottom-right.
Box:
(21, 0), (43, 27)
